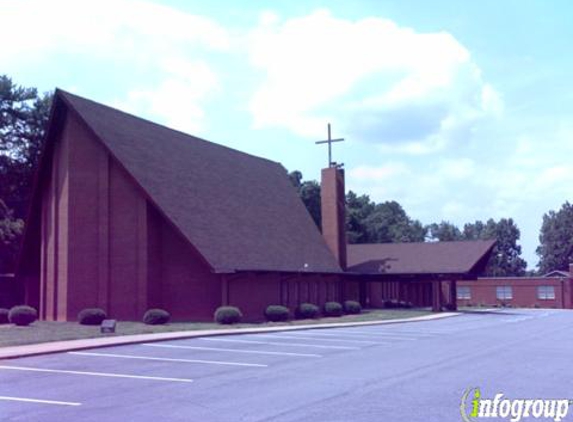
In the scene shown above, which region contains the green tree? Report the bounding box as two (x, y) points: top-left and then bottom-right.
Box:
(536, 202), (573, 274)
(346, 191), (375, 243)
(0, 75), (52, 219)
(463, 218), (527, 277)
(0, 199), (24, 273)
(363, 201), (426, 243)
(426, 221), (463, 241)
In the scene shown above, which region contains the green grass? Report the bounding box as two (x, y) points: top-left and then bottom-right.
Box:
(0, 308), (433, 348)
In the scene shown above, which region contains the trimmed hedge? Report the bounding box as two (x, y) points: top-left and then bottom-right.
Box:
(383, 299), (413, 309)
(0, 308), (9, 324)
(143, 308), (171, 325)
(78, 308), (107, 325)
(343, 300), (362, 315)
(295, 303), (320, 319)
(264, 305), (290, 322)
(323, 301), (343, 317)
(214, 306), (242, 324)
(8, 305), (38, 326)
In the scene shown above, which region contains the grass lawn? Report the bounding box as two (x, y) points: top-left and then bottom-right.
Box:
(0, 308), (433, 348)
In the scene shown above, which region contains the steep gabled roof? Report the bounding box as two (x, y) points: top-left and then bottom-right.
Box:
(53, 90), (341, 274)
(347, 240), (496, 278)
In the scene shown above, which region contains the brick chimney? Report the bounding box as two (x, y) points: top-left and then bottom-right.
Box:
(321, 166), (347, 270)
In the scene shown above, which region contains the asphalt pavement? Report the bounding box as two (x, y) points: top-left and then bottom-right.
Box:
(0, 309), (570, 422)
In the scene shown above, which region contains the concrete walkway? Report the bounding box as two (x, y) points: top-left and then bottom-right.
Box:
(0, 312), (459, 360)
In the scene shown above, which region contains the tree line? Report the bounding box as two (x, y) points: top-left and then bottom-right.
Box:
(1, 75), (572, 277)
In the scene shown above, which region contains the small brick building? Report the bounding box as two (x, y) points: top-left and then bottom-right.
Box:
(457, 266), (573, 309)
(16, 90), (495, 321)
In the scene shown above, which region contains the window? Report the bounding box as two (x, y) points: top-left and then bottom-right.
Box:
(537, 285), (556, 300)
(496, 286), (513, 300)
(457, 286), (471, 300)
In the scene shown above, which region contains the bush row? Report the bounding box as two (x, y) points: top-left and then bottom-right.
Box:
(213, 300), (362, 325)
(2, 300), (363, 327)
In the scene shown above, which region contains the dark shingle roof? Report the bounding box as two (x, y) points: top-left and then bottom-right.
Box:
(57, 90), (341, 274)
(347, 240), (495, 276)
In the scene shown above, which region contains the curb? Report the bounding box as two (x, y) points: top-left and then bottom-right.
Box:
(0, 312), (460, 360)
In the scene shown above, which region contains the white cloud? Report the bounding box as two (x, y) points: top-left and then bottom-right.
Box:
(1, 0), (229, 133)
(248, 9), (501, 152)
(115, 59), (220, 134)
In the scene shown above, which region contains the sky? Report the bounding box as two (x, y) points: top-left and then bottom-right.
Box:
(2, 0), (573, 269)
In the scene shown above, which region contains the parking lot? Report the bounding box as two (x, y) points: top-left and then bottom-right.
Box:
(1, 309), (572, 422)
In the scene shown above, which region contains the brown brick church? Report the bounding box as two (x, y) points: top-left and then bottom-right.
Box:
(16, 90), (494, 321)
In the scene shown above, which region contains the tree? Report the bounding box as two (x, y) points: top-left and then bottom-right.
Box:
(346, 191), (375, 243)
(463, 218), (527, 277)
(288, 170), (321, 229)
(536, 202), (573, 274)
(0, 75), (52, 219)
(0, 199), (23, 273)
(426, 221), (463, 241)
(0, 76), (52, 273)
(362, 201), (426, 243)
(345, 191), (425, 243)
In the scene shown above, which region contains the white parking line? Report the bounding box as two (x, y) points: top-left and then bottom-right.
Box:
(0, 396), (81, 406)
(334, 329), (438, 337)
(200, 337), (360, 350)
(283, 331), (417, 341)
(68, 351), (267, 367)
(142, 343), (322, 358)
(256, 333), (387, 345)
(0, 365), (193, 383)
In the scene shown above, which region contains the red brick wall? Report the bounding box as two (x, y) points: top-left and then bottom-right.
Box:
(457, 277), (572, 309)
(0, 274), (18, 308)
(228, 273), (342, 321)
(38, 112), (223, 321)
(148, 205), (221, 321)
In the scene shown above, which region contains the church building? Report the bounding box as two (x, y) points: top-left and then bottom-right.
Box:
(16, 90), (494, 321)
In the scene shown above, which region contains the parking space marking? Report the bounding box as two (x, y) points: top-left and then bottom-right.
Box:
(200, 337), (361, 350)
(335, 329), (438, 337)
(256, 333), (387, 345)
(68, 351), (268, 367)
(142, 343), (322, 358)
(0, 396), (82, 406)
(283, 331), (417, 341)
(0, 365), (194, 383)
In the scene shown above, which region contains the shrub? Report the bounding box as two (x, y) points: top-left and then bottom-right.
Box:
(323, 301), (343, 317)
(343, 300), (362, 315)
(295, 303), (320, 319)
(143, 308), (170, 325)
(383, 299), (400, 309)
(214, 306), (242, 324)
(0, 308), (9, 324)
(78, 308), (107, 325)
(264, 305), (290, 322)
(8, 305), (38, 326)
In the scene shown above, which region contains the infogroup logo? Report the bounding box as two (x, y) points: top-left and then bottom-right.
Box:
(460, 388), (571, 422)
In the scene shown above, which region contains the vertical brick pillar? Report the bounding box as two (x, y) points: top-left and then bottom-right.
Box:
(321, 167), (347, 270)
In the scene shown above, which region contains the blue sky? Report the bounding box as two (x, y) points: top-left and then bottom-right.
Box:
(2, 0), (573, 269)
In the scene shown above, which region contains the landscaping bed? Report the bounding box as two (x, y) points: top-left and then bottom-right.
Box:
(0, 308), (432, 348)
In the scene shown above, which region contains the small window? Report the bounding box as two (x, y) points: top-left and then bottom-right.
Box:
(537, 285), (556, 300)
(496, 286), (513, 300)
(457, 286), (471, 300)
